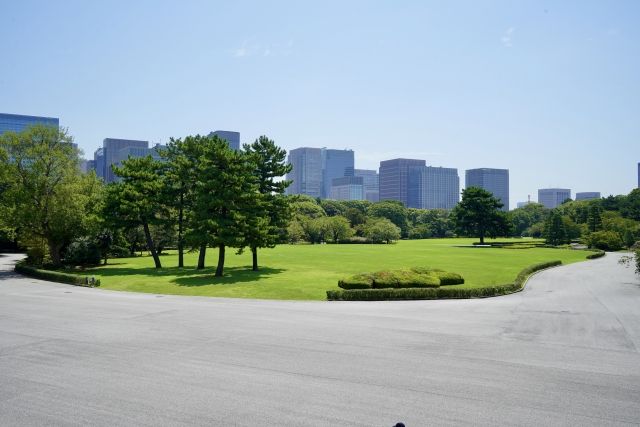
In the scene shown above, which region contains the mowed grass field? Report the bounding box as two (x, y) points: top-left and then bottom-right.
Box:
(86, 238), (592, 300)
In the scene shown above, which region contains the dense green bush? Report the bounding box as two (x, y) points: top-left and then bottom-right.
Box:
(15, 261), (100, 287)
(586, 250), (605, 259)
(338, 273), (374, 290)
(109, 245), (131, 258)
(328, 260), (561, 301)
(586, 231), (624, 251)
(434, 271), (465, 285)
(64, 237), (101, 266)
(371, 270), (439, 288)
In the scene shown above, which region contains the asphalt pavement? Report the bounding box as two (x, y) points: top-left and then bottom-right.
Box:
(1, 252), (639, 426)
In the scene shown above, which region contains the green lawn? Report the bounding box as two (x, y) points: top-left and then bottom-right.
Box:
(86, 238), (592, 300)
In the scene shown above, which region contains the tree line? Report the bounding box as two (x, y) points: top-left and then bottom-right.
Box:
(1, 125), (639, 274)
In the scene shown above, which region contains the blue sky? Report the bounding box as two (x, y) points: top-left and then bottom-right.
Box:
(1, 0), (639, 208)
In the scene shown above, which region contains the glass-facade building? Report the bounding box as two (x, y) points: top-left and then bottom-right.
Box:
(379, 158), (426, 206)
(330, 176), (364, 201)
(286, 147), (324, 198)
(354, 169), (379, 202)
(408, 166), (459, 210)
(465, 168), (510, 211)
(0, 113), (59, 134)
(210, 130), (240, 151)
(101, 138), (149, 183)
(538, 188), (571, 209)
(322, 149), (354, 199)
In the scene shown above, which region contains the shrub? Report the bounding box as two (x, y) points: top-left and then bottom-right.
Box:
(64, 237), (101, 266)
(586, 231), (624, 251)
(15, 261), (100, 287)
(327, 260), (561, 301)
(586, 250), (605, 259)
(338, 273), (374, 290)
(109, 245), (131, 258)
(371, 270), (439, 288)
(435, 271), (465, 286)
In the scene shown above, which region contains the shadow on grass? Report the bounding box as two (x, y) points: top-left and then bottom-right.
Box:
(86, 264), (286, 287)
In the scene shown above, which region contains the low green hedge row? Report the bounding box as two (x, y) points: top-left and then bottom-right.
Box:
(585, 250), (605, 259)
(15, 261), (100, 287)
(338, 268), (464, 290)
(327, 260), (561, 301)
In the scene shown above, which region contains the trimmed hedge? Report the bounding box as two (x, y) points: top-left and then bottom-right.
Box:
(586, 250), (605, 259)
(434, 271), (465, 286)
(371, 270), (440, 289)
(338, 273), (374, 290)
(327, 260), (561, 301)
(15, 261), (100, 287)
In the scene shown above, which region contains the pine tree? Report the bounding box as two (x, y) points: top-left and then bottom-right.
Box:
(544, 210), (567, 246)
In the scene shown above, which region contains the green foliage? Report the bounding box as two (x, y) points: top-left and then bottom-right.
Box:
(63, 237), (101, 266)
(585, 250), (605, 259)
(362, 217), (401, 243)
(338, 267), (462, 290)
(620, 188), (640, 221)
(507, 203), (548, 237)
(15, 261), (100, 287)
(585, 230), (624, 251)
(323, 216), (354, 243)
(433, 271), (465, 285)
(328, 260), (561, 300)
(587, 204), (603, 232)
(0, 124), (102, 266)
(544, 210), (568, 245)
(337, 273), (374, 289)
(367, 200), (409, 237)
(452, 187), (510, 243)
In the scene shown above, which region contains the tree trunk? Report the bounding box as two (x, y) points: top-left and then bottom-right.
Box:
(215, 244), (225, 277)
(103, 252), (108, 265)
(251, 246), (258, 271)
(177, 195), (184, 268)
(197, 243), (206, 269)
(479, 229), (485, 244)
(47, 239), (62, 267)
(142, 220), (162, 268)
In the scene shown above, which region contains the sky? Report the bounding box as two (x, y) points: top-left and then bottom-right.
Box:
(1, 0), (639, 208)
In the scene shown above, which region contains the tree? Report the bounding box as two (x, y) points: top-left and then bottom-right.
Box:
(507, 203), (548, 237)
(0, 124), (100, 266)
(243, 136), (292, 271)
(192, 135), (257, 277)
(620, 188), (640, 221)
(452, 187), (510, 244)
(586, 204), (603, 232)
(324, 216), (354, 243)
(110, 156), (167, 268)
(367, 201), (409, 237)
(363, 218), (401, 243)
(544, 210), (567, 246)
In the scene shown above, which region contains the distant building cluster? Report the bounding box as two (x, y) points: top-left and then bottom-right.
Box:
(2, 111), (638, 210)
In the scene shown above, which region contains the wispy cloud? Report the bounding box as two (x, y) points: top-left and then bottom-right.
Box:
(501, 27), (515, 48)
(231, 39), (294, 58)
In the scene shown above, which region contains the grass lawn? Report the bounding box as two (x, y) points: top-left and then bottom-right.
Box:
(86, 238), (592, 300)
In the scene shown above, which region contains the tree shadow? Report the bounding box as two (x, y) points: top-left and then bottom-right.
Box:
(86, 264), (286, 287)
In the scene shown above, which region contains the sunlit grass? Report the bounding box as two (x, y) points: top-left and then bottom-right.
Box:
(87, 238), (591, 300)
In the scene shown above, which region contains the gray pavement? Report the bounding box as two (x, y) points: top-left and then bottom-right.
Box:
(1, 252), (639, 426)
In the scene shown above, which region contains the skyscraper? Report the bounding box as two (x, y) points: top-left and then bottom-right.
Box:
(102, 138), (149, 183)
(638, 162), (639, 188)
(285, 147), (323, 198)
(407, 166), (459, 210)
(210, 130), (240, 151)
(379, 158), (426, 206)
(322, 149), (354, 198)
(0, 112), (59, 134)
(330, 176), (364, 201)
(354, 169), (379, 202)
(465, 168), (510, 211)
(538, 188), (571, 209)
(575, 192), (600, 201)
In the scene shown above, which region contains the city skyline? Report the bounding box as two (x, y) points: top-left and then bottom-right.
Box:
(1, 1), (639, 207)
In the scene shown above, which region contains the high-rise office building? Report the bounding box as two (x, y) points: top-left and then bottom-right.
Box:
(465, 168), (509, 211)
(407, 166), (459, 210)
(354, 169), (379, 202)
(330, 176), (364, 201)
(286, 147), (323, 197)
(538, 188), (571, 209)
(379, 158), (426, 206)
(322, 149), (354, 198)
(102, 138), (149, 183)
(210, 130), (240, 151)
(93, 148), (105, 179)
(575, 192), (600, 201)
(638, 162), (639, 188)
(0, 112), (59, 134)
